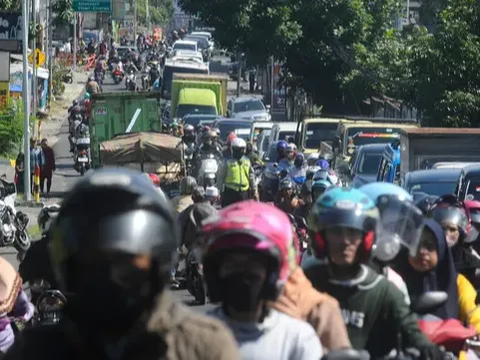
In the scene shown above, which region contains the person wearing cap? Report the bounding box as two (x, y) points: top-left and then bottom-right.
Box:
(6, 168), (240, 360)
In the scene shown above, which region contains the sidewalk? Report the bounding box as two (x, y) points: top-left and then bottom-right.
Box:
(0, 70), (88, 237)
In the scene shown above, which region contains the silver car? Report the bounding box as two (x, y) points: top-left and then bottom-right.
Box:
(227, 97), (271, 121)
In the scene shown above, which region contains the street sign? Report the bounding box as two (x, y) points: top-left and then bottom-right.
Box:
(73, 0), (112, 12)
(27, 48), (45, 68)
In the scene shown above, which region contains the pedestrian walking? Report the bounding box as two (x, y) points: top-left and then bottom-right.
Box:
(39, 139), (55, 197)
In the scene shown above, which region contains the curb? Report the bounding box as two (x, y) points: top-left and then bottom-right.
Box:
(15, 200), (45, 208)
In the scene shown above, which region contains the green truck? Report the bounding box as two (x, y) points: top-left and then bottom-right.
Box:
(89, 91), (162, 168)
(170, 74), (228, 119)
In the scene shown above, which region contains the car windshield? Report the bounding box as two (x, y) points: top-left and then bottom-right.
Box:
(185, 37), (208, 49)
(174, 43), (196, 51)
(217, 122), (251, 141)
(183, 116), (217, 127)
(345, 127), (401, 155)
(234, 100), (265, 113)
(357, 153), (382, 174)
(304, 122), (338, 149)
(162, 66), (208, 95)
(278, 131), (295, 143)
(177, 105), (216, 119)
(408, 181), (457, 197)
(466, 178), (480, 201)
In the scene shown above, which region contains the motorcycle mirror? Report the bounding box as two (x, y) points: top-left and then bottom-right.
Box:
(411, 291), (448, 315)
(30, 279), (51, 293)
(321, 349), (370, 360)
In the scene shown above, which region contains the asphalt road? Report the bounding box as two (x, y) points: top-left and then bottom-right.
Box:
(47, 55), (237, 313)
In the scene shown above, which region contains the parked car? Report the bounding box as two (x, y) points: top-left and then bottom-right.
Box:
(350, 143), (387, 188)
(403, 168), (461, 198)
(227, 97), (271, 121)
(455, 164), (480, 201)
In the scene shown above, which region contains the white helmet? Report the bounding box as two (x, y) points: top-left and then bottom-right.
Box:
(37, 204), (61, 235)
(231, 138), (246, 149)
(308, 153), (320, 162)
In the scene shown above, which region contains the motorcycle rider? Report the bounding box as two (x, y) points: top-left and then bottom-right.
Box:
(223, 132), (237, 159)
(360, 182), (426, 305)
(307, 153), (320, 166)
(312, 179), (333, 202)
(6, 168), (240, 360)
(193, 131), (222, 176)
(305, 187), (443, 359)
(275, 140), (288, 163)
(278, 143), (296, 169)
(85, 76), (100, 95)
(68, 114), (82, 153)
(19, 204), (61, 303)
(245, 141), (263, 165)
(288, 153), (307, 184)
(294, 180), (314, 218)
(182, 124), (196, 146)
(171, 176), (197, 216)
(95, 56), (107, 79)
(217, 138), (258, 207)
(0, 256), (34, 353)
(202, 201), (323, 360)
(275, 178), (302, 214)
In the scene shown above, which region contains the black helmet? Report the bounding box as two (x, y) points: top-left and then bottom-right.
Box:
(49, 168), (178, 293)
(180, 176), (197, 195)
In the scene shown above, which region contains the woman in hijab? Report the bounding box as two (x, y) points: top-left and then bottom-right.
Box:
(396, 219), (480, 332)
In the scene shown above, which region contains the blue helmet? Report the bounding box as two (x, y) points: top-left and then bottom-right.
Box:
(308, 187), (380, 259)
(277, 140), (287, 150)
(360, 182), (424, 261)
(316, 159), (330, 170)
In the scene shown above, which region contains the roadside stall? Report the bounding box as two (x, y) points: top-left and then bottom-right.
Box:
(99, 132), (184, 197)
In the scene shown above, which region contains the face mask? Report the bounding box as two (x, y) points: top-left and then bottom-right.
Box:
(446, 234), (459, 248)
(232, 149), (244, 160)
(220, 272), (265, 312)
(74, 263), (155, 331)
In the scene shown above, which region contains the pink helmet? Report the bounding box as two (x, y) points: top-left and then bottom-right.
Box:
(201, 201), (297, 301)
(464, 200), (480, 243)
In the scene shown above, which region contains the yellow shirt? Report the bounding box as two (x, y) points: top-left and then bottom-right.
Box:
(458, 273), (480, 333)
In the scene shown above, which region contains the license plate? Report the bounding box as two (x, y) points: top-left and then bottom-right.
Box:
(78, 157), (88, 162)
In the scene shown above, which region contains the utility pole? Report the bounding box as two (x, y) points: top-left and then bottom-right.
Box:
(23, 0), (31, 201)
(133, 0), (137, 43)
(47, 0), (53, 106)
(73, 13), (77, 71)
(270, 56), (274, 109)
(146, 0), (150, 34)
(32, 0), (37, 137)
(236, 51), (241, 97)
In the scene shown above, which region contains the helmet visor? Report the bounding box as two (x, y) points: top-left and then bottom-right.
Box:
(466, 209), (480, 243)
(375, 196), (424, 258)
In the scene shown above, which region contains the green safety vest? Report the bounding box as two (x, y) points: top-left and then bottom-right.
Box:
(225, 157), (251, 191)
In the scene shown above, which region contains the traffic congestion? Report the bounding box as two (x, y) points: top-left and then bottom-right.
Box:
(2, 27), (480, 360)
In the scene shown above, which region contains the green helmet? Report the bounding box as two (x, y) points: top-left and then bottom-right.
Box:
(84, 92), (91, 100)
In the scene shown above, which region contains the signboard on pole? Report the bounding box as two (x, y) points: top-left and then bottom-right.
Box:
(0, 12), (22, 51)
(0, 82), (10, 108)
(72, 0), (112, 12)
(0, 52), (10, 81)
(27, 48), (46, 68)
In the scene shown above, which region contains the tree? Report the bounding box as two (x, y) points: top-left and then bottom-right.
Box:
(51, 0), (74, 27)
(0, 0), (21, 11)
(398, 0), (480, 126)
(136, 0), (174, 26)
(178, 0), (302, 64)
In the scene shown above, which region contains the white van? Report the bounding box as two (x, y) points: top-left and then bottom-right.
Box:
(251, 121), (274, 143)
(173, 40), (198, 53)
(270, 122), (297, 144)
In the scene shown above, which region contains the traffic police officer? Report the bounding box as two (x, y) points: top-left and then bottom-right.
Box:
(217, 138), (258, 207)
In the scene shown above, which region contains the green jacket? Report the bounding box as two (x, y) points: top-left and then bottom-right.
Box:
(304, 264), (431, 357)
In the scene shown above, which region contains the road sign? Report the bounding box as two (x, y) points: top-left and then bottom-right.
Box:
(27, 48), (46, 68)
(73, 0), (112, 12)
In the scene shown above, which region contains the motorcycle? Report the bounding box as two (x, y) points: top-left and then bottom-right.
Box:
(141, 71), (150, 90)
(112, 68), (124, 85)
(198, 154), (219, 188)
(62, 69), (73, 84)
(185, 247), (207, 305)
(0, 178), (30, 255)
(184, 143), (195, 176)
(73, 136), (91, 176)
(288, 214), (309, 254)
(260, 163), (282, 202)
(125, 69), (136, 91)
(30, 280), (67, 327)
